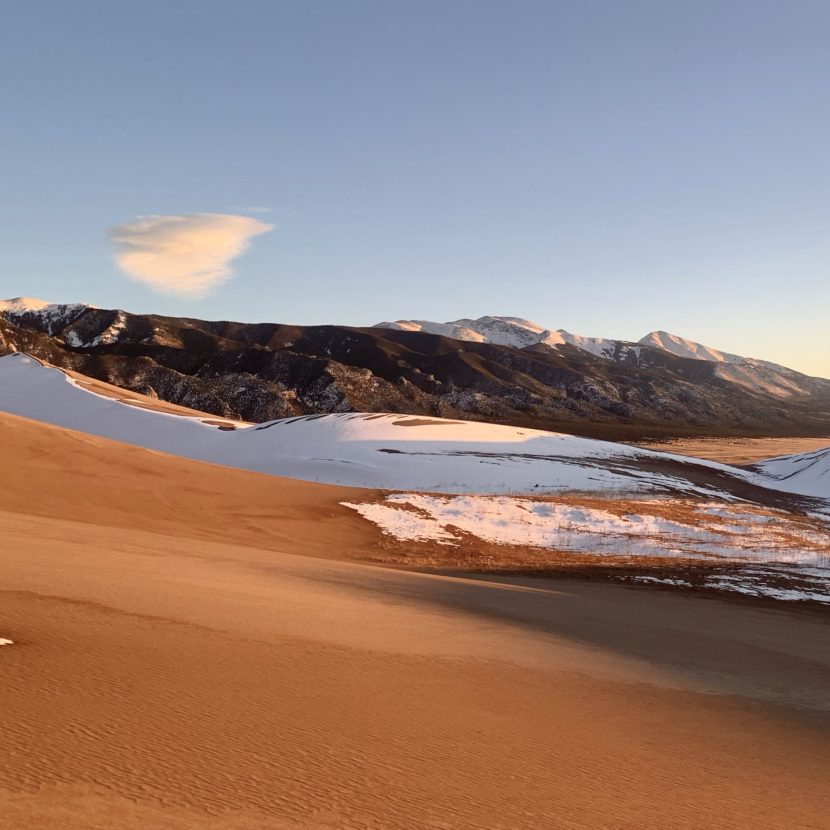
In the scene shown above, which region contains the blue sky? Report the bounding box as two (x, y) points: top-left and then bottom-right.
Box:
(1, 1), (828, 376)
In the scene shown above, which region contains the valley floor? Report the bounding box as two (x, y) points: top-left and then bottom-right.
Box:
(1, 413), (830, 828)
(630, 434), (830, 465)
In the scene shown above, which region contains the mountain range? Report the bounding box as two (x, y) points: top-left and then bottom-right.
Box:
(376, 315), (789, 371)
(2, 298), (829, 439)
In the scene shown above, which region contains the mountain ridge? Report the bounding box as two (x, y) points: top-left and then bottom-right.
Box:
(375, 315), (801, 375)
(0, 300), (815, 377)
(2, 299), (829, 440)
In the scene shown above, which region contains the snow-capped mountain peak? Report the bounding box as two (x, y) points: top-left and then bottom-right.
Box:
(373, 317), (794, 376)
(638, 330), (788, 373)
(1, 297), (92, 336)
(638, 331), (745, 364)
(0, 297), (53, 314)
(373, 315), (628, 358)
(374, 315), (563, 348)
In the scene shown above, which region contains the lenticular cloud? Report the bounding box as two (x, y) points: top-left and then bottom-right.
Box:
(108, 213), (273, 297)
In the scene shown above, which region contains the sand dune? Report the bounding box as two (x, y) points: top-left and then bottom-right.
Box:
(2, 412), (830, 829)
(0, 352), (789, 498)
(0, 410), (379, 559)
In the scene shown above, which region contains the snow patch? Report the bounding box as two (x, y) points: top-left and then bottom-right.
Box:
(754, 446), (830, 499)
(342, 502), (458, 544)
(630, 576), (692, 587)
(69, 310), (128, 348)
(705, 572), (830, 604)
(344, 494), (830, 564)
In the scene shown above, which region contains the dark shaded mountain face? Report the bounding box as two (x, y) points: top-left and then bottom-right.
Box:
(2, 304), (829, 439)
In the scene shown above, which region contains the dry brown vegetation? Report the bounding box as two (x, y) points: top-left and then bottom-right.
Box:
(631, 434), (830, 465)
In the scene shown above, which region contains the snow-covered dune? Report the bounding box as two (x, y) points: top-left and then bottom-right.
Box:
(2, 352), (827, 501)
(754, 448), (830, 499)
(0, 352), (752, 496)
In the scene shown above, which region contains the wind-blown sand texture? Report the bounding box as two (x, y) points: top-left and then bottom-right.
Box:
(2, 412), (830, 829)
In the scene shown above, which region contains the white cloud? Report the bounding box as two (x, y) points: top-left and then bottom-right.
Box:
(108, 213), (273, 297)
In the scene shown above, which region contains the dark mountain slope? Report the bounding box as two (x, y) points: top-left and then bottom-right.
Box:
(2, 303), (829, 439)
